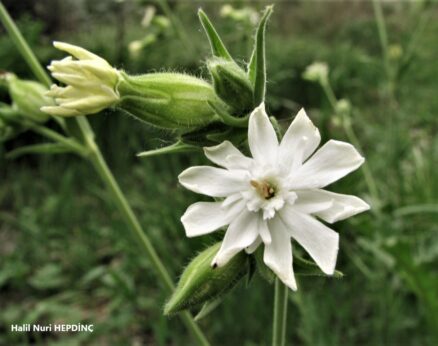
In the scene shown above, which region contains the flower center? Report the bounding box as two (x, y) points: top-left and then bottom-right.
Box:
(250, 179), (277, 200)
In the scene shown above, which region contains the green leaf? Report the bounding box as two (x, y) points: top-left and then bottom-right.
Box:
(248, 5), (273, 106)
(254, 246), (275, 284)
(294, 255), (344, 278)
(164, 242), (248, 315)
(198, 9), (233, 61)
(194, 297), (223, 321)
(137, 141), (197, 158)
(254, 246), (343, 283)
(6, 143), (73, 159)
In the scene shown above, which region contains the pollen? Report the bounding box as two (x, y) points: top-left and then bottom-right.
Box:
(250, 179), (276, 200)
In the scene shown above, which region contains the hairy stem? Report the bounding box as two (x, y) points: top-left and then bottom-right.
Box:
(0, 3), (209, 345)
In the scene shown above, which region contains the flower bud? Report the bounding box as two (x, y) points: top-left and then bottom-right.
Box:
(116, 72), (226, 130)
(7, 75), (53, 123)
(42, 41), (121, 117)
(207, 58), (254, 115)
(336, 99), (351, 115)
(303, 62), (329, 84)
(164, 242), (248, 315)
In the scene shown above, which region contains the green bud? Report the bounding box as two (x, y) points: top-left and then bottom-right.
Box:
(117, 72), (227, 130)
(207, 58), (254, 115)
(8, 76), (53, 123)
(164, 242), (248, 315)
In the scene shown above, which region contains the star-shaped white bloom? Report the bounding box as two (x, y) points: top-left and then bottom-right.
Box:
(178, 103), (370, 290)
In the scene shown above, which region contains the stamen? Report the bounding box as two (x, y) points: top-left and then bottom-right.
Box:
(250, 179), (276, 200)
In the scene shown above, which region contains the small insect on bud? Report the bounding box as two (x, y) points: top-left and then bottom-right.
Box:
(164, 242), (248, 315)
(6, 74), (54, 123)
(207, 58), (254, 115)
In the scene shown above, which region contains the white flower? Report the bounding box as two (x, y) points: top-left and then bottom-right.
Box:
(178, 103), (370, 290)
(41, 42), (120, 117)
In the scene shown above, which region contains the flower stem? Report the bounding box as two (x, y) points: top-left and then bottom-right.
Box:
(272, 278), (288, 346)
(0, 4), (209, 345)
(371, 0), (394, 99)
(320, 80), (381, 211)
(0, 2), (51, 87)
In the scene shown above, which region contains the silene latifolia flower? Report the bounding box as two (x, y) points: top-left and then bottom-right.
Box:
(42, 42), (226, 130)
(42, 42), (120, 117)
(178, 103), (370, 290)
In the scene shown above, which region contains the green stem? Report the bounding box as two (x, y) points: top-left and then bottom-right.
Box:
(372, 0), (394, 99)
(0, 3), (209, 345)
(154, 0), (194, 52)
(372, 0), (389, 74)
(0, 2), (51, 87)
(272, 278), (288, 346)
(320, 80), (381, 211)
(31, 124), (86, 155)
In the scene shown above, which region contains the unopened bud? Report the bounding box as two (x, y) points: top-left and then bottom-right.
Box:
(117, 72), (226, 130)
(303, 62), (329, 84)
(8, 76), (53, 123)
(164, 242), (248, 315)
(336, 99), (351, 115)
(207, 58), (253, 115)
(42, 41), (120, 117)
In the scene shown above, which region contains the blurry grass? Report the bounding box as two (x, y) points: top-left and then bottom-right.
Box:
(1, 1), (438, 345)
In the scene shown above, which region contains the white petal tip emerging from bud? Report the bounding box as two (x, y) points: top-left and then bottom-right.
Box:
(44, 41), (120, 117)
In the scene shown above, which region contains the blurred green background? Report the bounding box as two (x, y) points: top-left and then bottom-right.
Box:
(1, 0), (437, 345)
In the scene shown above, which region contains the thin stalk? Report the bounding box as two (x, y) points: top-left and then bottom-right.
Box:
(272, 278), (288, 346)
(31, 124), (86, 155)
(0, 2), (51, 87)
(154, 0), (194, 52)
(372, 0), (394, 98)
(320, 80), (381, 210)
(372, 0), (389, 75)
(0, 3), (209, 345)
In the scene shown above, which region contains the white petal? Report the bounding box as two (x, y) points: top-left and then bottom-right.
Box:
(204, 141), (252, 170)
(212, 210), (259, 267)
(181, 199), (245, 237)
(264, 217), (297, 290)
(245, 237), (262, 254)
(298, 189), (370, 223)
(53, 41), (107, 63)
(178, 166), (248, 197)
(40, 106), (81, 117)
(278, 108), (321, 170)
(258, 217), (272, 244)
(279, 205), (339, 275)
(248, 103), (279, 165)
(289, 140), (365, 189)
(293, 191), (335, 214)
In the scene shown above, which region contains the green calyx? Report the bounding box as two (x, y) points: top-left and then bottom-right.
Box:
(7, 76), (53, 123)
(116, 72), (228, 130)
(164, 242), (249, 315)
(207, 58), (254, 115)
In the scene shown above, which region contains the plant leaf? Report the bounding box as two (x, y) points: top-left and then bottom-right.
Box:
(198, 9), (233, 60)
(194, 297), (223, 321)
(294, 255), (344, 278)
(248, 5), (273, 106)
(137, 141), (197, 158)
(6, 143), (72, 159)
